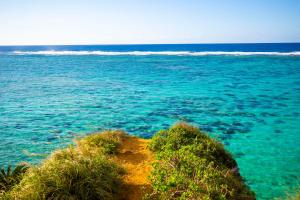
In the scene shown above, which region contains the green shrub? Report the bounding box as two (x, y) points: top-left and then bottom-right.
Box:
(0, 164), (29, 193)
(147, 122), (255, 200)
(2, 131), (126, 200)
(77, 130), (125, 155)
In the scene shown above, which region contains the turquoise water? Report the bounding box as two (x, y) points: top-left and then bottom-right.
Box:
(0, 48), (300, 199)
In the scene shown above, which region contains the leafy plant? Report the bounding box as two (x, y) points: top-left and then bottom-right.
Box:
(146, 122), (255, 200)
(0, 164), (29, 193)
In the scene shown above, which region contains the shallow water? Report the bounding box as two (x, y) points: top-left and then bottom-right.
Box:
(0, 47), (300, 199)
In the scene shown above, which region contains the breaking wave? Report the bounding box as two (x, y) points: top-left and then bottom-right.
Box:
(10, 50), (300, 56)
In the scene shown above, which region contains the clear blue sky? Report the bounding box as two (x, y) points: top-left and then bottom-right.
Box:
(0, 0), (299, 45)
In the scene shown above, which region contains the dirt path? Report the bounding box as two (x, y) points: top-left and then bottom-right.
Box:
(114, 135), (154, 200)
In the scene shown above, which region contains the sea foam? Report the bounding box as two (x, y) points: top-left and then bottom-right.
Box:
(11, 50), (300, 56)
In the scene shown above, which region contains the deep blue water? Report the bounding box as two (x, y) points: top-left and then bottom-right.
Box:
(0, 44), (300, 199)
(1, 43), (300, 52)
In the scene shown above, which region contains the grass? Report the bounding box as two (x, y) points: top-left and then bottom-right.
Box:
(2, 131), (126, 200)
(1, 124), (256, 200)
(146, 122), (255, 200)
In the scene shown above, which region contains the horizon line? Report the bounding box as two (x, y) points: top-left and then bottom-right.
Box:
(0, 42), (300, 47)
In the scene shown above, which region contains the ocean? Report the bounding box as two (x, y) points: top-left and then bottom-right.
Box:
(0, 43), (300, 199)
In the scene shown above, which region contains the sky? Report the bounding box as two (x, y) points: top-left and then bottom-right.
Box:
(0, 0), (299, 45)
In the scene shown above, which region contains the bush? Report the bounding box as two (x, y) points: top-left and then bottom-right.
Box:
(1, 125), (255, 200)
(0, 164), (29, 193)
(3, 131), (126, 200)
(147, 122), (255, 200)
(77, 130), (124, 155)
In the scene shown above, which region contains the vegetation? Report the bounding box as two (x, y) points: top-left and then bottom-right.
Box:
(0, 124), (256, 200)
(77, 130), (123, 155)
(2, 131), (126, 200)
(146, 122), (255, 200)
(0, 164), (29, 193)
